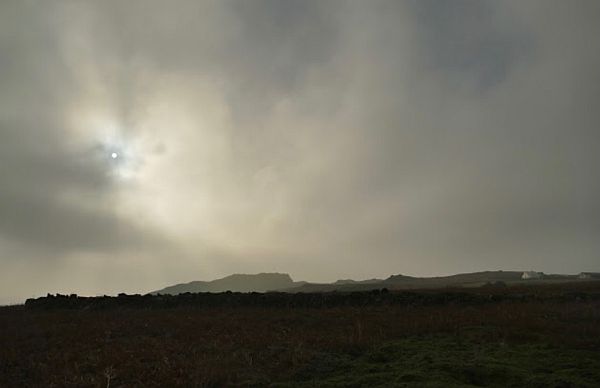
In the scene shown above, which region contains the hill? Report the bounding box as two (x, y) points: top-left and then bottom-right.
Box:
(151, 272), (296, 294)
(152, 270), (592, 295)
(279, 271), (537, 292)
(384, 270), (524, 287)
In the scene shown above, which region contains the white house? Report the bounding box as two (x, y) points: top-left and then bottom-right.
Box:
(579, 272), (600, 279)
(521, 271), (544, 280)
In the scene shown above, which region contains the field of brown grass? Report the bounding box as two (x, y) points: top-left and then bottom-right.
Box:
(2, 282), (600, 387)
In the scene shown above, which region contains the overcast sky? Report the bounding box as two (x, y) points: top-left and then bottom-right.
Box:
(1, 0), (599, 303)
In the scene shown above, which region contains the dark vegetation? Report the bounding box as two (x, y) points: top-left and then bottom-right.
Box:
(2, 282), (600, 387)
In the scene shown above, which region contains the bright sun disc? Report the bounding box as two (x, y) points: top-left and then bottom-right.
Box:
(111, 152), (118, 159)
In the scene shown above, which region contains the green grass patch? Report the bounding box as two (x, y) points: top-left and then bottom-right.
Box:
(275, 335), (600, 387)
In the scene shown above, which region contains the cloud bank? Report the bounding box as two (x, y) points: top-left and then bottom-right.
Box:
(1, 0), (599, 303)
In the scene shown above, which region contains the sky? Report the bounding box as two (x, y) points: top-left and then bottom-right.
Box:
(1, 0), (599, 304)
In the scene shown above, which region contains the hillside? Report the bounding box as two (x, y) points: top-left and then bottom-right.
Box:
(152, 270), (593, 295)
(152, 273), (296, 294)
(279, 271), (552, 293)
(384, 270), (524, 287)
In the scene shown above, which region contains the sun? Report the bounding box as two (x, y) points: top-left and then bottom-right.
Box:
(111, 152), (118, 159)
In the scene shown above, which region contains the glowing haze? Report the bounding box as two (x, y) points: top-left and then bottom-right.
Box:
(1, 0), (599, 304)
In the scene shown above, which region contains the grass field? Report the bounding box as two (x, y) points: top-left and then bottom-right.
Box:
(1, 283), (600, 387)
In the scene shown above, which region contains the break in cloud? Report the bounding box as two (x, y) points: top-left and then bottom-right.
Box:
(1, 0), (599, 303)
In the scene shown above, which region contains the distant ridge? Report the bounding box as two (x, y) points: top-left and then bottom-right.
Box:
(385, 270), (524, 287)
(152, 270), (597, 295)
(151, 273), (297, 294)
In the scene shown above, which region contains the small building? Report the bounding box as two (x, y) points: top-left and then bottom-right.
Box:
(522, 271), (544, 280)
(579, 272), (600, 279)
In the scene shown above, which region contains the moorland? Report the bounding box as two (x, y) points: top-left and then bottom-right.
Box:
(1, 281), (600, 387)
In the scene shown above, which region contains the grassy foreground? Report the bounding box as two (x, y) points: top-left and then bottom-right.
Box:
(281, 336), (600, 387)
(1, 283), (600, 387)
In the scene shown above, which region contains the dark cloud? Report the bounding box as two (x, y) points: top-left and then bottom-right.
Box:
(411, 0), (530, 91)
